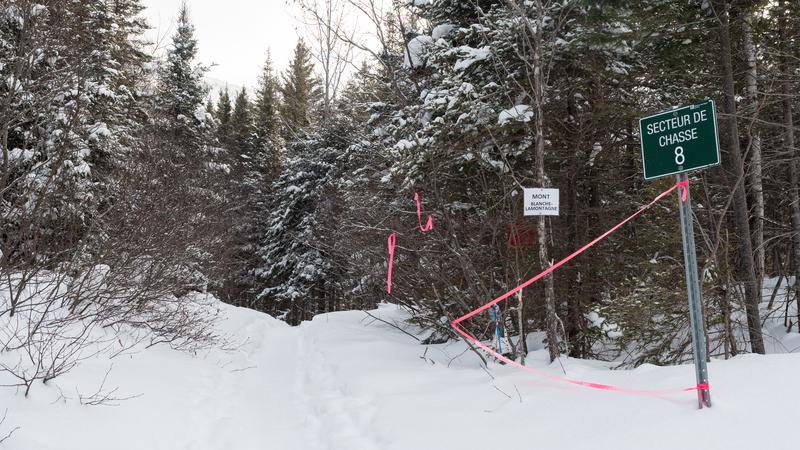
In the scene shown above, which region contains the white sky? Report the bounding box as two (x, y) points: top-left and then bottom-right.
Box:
(141, 0), (303, 90)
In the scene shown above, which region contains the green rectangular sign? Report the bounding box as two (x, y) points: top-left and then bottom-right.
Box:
(639, 100), (720, 180)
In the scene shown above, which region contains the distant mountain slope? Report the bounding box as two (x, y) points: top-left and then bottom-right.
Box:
(205, 76), (245, 103)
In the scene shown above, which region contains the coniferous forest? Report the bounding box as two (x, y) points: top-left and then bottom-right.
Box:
(1, 0), (800, 428)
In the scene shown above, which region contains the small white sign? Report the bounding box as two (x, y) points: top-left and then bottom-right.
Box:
(523, 188), (559, 216)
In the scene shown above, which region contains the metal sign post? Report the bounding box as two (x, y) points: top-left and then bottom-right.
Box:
(676, 172), (712, 409)
(640, 100), (719, 409)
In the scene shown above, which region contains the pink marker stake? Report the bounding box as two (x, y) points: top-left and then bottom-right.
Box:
(387, 232), (397, 294)
(414, 193), (434, 232)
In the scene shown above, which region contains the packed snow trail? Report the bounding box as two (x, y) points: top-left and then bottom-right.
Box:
(3, 304), (310, 450)
(296, 324), (381, 450)
(186, 313), (308, 449)
(3, 300), (800, 450)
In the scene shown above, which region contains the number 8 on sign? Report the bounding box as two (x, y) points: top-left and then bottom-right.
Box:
(675, 146), (685, 165)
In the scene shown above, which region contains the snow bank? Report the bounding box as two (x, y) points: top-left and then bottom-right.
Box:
(2, 298), (287, 450)
(3, 298), (799, 449)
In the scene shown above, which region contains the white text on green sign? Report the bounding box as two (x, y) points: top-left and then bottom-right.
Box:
(639, 100), (720, 180)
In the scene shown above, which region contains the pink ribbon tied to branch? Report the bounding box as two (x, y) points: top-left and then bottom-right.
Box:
(414, 192), (434, 232)
(387, 193), (434, 294)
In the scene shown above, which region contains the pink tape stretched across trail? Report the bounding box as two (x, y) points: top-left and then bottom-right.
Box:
(451, 180), (708, 397)
(387, 232), (396, 294)
(414, 192), (434, 232)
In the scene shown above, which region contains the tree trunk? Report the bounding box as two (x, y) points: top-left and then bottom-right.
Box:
(531, 0), (560, 363)
(565, 83), (585, 357)
(742, 17), (765, 288)
(717, 1), (765, 354)
(778, 0), (800, 328)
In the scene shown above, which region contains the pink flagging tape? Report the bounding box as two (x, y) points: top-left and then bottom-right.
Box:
(387, 232), (396, 294)
(388, 193), (431, 295)
(677, 179), (689, 202)
(414, 193), (434, 232)
(451, 325), (707, 397)
(451, 181), (708, 397)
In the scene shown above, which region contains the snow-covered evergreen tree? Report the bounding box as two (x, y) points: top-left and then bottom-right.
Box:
(280, 40), (318, 137)
(143, 2), (233, 295)
(0, 0), (150, 266)
(217, 56), (284, 308)
(216, 87), (233, 148)
(254, 117), (357, 324)
(154, 2), (209, 146)
(230, 88), (256, 158)
(254, 50), (281, 153)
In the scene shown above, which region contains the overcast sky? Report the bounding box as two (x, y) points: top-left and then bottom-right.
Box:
(141, 0), (302, 89)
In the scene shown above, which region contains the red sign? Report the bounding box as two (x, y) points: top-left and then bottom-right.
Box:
(507, 224), (535, 248)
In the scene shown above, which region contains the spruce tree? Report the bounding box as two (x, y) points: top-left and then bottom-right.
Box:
(155, 2), (208, 144)
(230, 88), (255, 157)
(254, 118), (357, 324)
(205, 97), (216, 120)
(216, 87), (233, 148)
(148, 2), (233, 295)
(254, 51), (280, 150)
(219, 61), (281, 308)
(219, 87), (264, 308)
(280, 40), (317, 137)
(0, 0), (151, 266)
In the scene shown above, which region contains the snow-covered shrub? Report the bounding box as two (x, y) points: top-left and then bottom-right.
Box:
(0, 261), (221, 397)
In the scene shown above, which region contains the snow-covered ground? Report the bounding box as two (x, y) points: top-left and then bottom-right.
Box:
(3, 293), (799, 450)
(761, 277), (800, 354)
